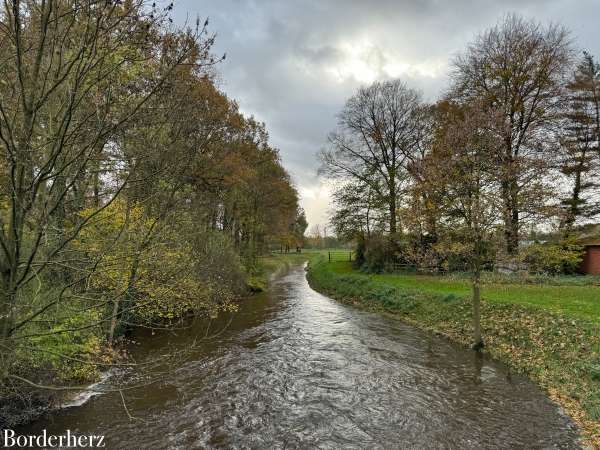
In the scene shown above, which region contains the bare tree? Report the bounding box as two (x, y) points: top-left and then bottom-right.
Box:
(451, 13), (572, 255)
(320, 80), (429, 238)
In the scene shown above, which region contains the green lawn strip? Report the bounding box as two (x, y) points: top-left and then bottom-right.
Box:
(307, 258), (600, 448)
(327, 261), (600, 324)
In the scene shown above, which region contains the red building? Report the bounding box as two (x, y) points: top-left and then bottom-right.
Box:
(574, 225), (600, 275)
(580, 242), (600, 275)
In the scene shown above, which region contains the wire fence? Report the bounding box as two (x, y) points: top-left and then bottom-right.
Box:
(328, 251), (354, 262)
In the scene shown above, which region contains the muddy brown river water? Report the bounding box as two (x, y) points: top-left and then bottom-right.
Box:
(20, 263), (580, 449)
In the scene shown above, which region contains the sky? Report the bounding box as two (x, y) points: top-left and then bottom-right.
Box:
(173, 0), (600, 230)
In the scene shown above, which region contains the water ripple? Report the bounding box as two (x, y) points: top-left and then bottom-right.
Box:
(21, 264), (580, 449)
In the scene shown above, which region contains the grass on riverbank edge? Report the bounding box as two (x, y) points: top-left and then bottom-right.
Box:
(330, 261), (600, 324)
(306, 257), (600, 449)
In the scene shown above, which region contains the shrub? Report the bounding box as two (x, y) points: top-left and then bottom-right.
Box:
(362, 234), (393, 273)
(520, 238), (584, 275)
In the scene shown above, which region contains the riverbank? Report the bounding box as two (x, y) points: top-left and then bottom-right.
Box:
(306, 257), (600, 448)
(0, 255), (300, 431)
(16, 263), (580, 449)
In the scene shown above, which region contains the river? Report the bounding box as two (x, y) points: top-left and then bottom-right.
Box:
(20, 263), (580, 449)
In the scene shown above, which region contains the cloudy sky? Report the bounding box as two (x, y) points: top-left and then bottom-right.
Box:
(173, 0), (600, 229)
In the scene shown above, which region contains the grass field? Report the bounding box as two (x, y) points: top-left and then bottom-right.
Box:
(328, 261), (600, 324)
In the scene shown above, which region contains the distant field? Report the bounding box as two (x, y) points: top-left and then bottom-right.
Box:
(328, 261), (600, 323)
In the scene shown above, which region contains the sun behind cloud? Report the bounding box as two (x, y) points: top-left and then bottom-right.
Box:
(324, 37), (446, 84)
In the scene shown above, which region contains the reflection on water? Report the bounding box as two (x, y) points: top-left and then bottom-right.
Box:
(21, 264), (579, 449)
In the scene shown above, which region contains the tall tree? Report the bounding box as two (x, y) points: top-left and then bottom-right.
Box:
(320, 80), (429, 238)
(451, 14), (572, 255)
(330, 180), (387, 241)
(0, 1), (192, 339)
(559, 52), (600, 229)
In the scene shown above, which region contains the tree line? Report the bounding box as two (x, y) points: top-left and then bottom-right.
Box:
(0, 0), (306, 425)
(321, 14), (600, 348)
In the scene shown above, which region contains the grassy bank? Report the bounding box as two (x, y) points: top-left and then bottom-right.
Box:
(307, 258), (600, 448)
(330, 261), (600, 323)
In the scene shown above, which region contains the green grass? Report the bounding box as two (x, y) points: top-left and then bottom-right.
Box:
(328, 261), (600, 324)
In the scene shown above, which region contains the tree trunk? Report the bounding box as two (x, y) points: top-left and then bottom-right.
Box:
(388, 187), (397, 235)
(108, 254), (140, 344)
(0, 286), (16, 339)
(472, 273), (484, 351)
(564, 157), (584, 231)
(508, 207), (519, 255)
(51, 174), (69, 282)
(107, 296), (120, 346)
(108, 200), (134, 344)
(93, 167), (100, 208)
(365, 204), (371, 237)
(501, 143), (520, 256)
(502, 184), (519, 255)
(387, 180), (398, 264)
(1, 220), (21, 338)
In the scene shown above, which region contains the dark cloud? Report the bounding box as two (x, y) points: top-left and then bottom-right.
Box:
(173, 0), (600, 227)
